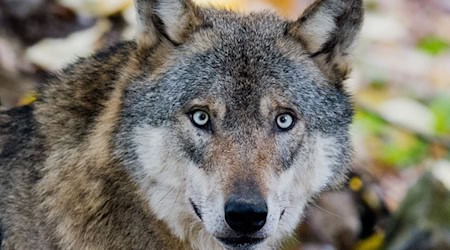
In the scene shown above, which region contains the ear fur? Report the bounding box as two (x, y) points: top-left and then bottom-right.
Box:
(288, 0), (364, 84)
(135, 0), (201, 47)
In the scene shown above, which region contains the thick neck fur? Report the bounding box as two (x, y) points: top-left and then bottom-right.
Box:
(32, 40), (198, 249)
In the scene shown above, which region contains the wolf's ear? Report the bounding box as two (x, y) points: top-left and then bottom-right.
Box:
(135, 0), (201, 46)
(288, 0), (363, 83)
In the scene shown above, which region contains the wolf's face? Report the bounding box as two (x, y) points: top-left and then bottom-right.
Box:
(117, 0), (363, 249)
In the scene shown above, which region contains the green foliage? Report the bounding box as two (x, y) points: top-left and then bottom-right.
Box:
(430, 94), (450, 135)
(380, 131), (429, 167)
(354, 110), (386, 134)
(364, 0), (379, 11)
(354, 110), (429, 167)
(418, 36), (450, 56)
(369, 80), (387, 90)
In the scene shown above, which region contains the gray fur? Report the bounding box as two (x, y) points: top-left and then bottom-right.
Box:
(0, 0), (363, 249)
(118, 9), (354, 176)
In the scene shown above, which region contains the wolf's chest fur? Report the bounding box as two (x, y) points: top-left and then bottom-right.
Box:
(0, 0), (363, 249)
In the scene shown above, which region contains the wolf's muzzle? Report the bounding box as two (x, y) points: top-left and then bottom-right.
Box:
(224, 195), (268, 234)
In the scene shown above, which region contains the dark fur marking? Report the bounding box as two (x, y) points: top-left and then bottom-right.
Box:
(181, 138), (206, 166)
(306, 0), (363, 87)
(282, 134), (305, 171)
(153, 15), (182, 46)
(0, 222), (3, 247)
(190, 199), (202, 220)
(310, 0), (363, 60)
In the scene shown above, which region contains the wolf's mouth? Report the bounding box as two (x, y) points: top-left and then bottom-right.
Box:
(217, 237), (265, 248)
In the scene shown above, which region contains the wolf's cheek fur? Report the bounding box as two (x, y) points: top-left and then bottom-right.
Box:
(132, 125), (193, 239)
(132, 125), (226, 249)
(269, 135), (338, 243)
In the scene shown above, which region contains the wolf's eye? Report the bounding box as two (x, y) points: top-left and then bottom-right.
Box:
(191, 110), (210, 127)
(276, 113), (294, 130)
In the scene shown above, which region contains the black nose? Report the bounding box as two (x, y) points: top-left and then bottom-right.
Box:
(224, 196), (268, 234)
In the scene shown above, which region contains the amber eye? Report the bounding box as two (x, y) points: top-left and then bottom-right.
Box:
(191, 110), (210, 127)
(276, 113), (294, 130)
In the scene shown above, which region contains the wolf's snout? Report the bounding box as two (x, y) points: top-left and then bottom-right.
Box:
(224, 196), (268, 234)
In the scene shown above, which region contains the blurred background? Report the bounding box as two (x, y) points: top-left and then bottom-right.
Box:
(0, 0), (449, 249)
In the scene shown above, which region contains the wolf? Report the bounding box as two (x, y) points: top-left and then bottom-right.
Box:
(0, 0), (363, 249)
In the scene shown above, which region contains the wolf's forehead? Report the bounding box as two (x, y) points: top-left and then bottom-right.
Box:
(188, 14), (309, 80)
(177, 29), (313, 110)
(204, 10), (287, 39)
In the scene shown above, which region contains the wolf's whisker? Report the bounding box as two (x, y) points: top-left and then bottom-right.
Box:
(310, 202), (345, 220)
(155, 187), (176, 207)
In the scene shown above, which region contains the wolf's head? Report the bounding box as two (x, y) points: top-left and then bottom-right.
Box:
(116, 0), (363, 249)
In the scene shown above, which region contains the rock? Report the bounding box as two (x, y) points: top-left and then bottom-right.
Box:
(384, 171), (450, 250)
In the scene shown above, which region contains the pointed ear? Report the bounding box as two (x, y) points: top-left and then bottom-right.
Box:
(288, 0), (364, 83)
(135, 0), (202, 47)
